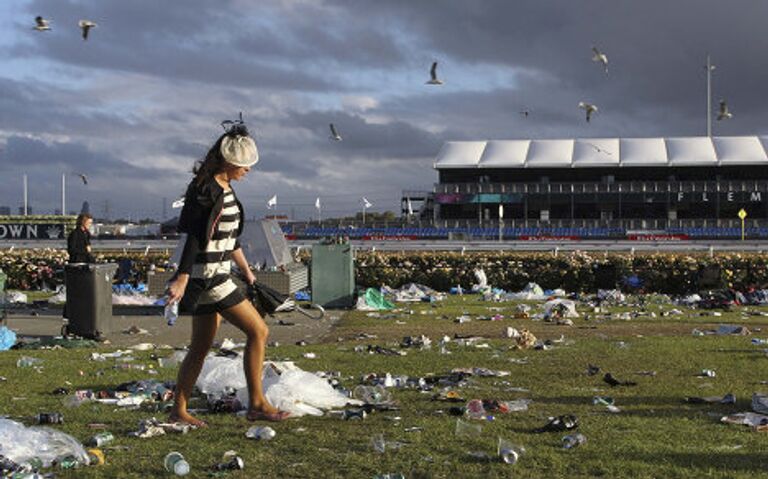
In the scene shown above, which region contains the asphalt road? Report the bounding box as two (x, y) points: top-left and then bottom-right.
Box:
(3, 238), (768, 252)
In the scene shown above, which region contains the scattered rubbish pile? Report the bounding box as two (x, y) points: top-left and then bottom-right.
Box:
(196, 357), (361, 417)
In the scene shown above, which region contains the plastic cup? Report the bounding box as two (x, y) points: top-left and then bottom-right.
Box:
(455, 419), (482, 437)
(497, 437), (525, 464)
(164, 452), (190, 476)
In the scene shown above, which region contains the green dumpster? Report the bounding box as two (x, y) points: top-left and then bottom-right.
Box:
(310, 243), (355, 308)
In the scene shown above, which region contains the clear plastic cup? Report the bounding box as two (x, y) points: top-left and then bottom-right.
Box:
(497, 437), (525, 464)
(455, 419), (482, 437)
(164, 452), (190, 476)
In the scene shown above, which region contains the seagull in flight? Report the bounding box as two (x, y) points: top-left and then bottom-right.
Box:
(76, 173), (88, 185)
(33, 16), (51, 31)
(717, 100), (733, 121)
(78, 20), (97, 40)
(585, 142), (611, 156)
(578, 101), (598, 122)
(329, 123), (342, 141)
(591, 46), (608, 74)
(426, 62), (444, 85)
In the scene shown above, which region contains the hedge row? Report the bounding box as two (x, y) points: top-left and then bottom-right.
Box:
(2, 249), (768, 294)
(352, 251), (768, 294)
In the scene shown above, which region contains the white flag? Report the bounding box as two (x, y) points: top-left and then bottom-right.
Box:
(407, 198), (413, 216)
(172, 197), (185, 209)
(267, 194), (277, 209)
(362, 197), (372, 209)
(315, 197), (321, 210)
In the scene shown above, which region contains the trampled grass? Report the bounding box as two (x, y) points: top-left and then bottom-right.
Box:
(1, 295), (768, 478)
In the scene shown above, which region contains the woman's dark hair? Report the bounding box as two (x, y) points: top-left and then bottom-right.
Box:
(76, 213), (93, 228)
(192, 116), (251, 186)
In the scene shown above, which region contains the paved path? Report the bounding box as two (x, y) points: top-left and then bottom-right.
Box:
(3, 306), (341, 348)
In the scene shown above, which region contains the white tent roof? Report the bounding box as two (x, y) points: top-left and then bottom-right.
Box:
(434, 136), (768, 169)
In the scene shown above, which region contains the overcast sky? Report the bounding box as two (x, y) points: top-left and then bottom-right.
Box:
(0, 0), (766, 220)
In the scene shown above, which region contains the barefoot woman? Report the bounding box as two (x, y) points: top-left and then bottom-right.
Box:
(167, 120), (289, 426)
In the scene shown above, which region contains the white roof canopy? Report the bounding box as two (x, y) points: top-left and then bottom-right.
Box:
(434, 136), (768, 169)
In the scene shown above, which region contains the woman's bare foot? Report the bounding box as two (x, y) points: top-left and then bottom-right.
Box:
(245, 408), (291, 422)
(169, 410), (208, 428)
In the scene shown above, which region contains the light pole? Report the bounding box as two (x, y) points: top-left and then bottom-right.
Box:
(705, 54), (716, 137)
(23, 174), (28, 216)
(61, 173), (66, 216)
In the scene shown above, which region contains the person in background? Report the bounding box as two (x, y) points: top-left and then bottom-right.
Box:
(67, 213), (95, 263)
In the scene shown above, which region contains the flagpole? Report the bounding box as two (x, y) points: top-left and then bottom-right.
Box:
(61, 173), (66, 216)
(23, 174), (28, 216)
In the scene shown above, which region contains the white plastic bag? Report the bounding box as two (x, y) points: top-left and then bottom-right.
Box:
(0, 418), (89, 467)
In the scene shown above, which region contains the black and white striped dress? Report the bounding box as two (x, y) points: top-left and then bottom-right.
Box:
(190, 189), (246, 314)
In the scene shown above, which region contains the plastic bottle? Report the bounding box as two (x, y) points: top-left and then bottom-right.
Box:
(245, 426), (276, 440)
(500, 399), (530, 412)
(57, 455), (80, 469)
(16, 356), (43, 368)
(87, 432), (114, 447)
(165, 301), (179, 326)
(164, 452), (190, 476)
(35, 413), (64, 424)
(562, 433), (587, 449)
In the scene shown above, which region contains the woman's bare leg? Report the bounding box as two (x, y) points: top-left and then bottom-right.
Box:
(169, 312), (220, 426)
(220, 300), (279, 415)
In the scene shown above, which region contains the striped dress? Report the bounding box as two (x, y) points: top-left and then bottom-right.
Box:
(190, 189), (246, 314)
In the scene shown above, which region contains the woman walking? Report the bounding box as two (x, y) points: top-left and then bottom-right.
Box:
(166, 119), (289, 426)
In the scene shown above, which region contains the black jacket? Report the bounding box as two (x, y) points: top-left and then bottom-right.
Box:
(177, 177), (244, 275)
(67, 227), (94, 263)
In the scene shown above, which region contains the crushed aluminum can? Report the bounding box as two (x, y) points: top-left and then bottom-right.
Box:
(342, 408), (367, 420)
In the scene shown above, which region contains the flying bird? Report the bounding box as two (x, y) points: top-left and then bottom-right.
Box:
(33, 16), (51, 31)
(329, 123), (342, 141)
(578, 101), (598, 122)
(76, 173), (88, 185)
(717, 100), (733, 121)
(426, 62), (443, 85)
(591, 46), (608, 74)
(585, 142), (611, 156)
(78, 20), (97, 40)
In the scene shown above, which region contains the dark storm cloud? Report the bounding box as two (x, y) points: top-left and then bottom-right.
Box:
(283, 110), (444, 159)
(3, 0), (768, 218)
(13, 0), (328, 91)
(354, 0), (768, 136)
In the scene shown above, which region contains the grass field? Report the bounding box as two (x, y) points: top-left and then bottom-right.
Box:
(1, 295), (768, 478)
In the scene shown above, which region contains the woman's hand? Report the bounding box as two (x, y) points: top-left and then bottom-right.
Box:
(167, 273), (189, 304)
(244, 270), (257, 286)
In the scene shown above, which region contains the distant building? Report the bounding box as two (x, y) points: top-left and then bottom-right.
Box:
(0, 206), (10, 216)
(81, 201), (90, 214)
(429, 136), (768, 230)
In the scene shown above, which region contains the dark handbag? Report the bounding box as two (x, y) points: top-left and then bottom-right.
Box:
(248, 282), (289, 317)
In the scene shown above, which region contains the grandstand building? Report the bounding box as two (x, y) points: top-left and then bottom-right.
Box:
(428, 136), (768, 237)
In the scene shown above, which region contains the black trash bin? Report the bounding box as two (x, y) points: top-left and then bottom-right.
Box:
(64, 263), (117, 339)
